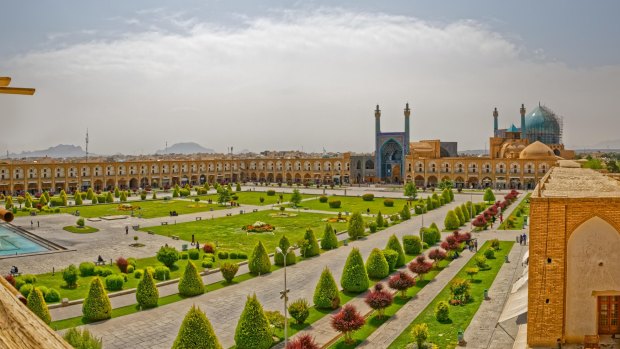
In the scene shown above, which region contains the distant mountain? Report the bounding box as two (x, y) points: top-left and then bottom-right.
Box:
(155, 142), (214, 155)
(9, 144), (87, 158)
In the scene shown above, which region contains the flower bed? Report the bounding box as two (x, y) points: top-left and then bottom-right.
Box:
(117, 204), (140, 211)
(242, 221), (275, 232)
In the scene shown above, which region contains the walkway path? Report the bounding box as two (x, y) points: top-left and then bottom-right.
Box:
(76, 194), (473, 348)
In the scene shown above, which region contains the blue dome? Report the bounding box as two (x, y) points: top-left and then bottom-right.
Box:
(524, 105), (561, 144)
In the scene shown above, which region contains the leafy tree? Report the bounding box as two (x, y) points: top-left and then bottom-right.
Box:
(82, 278), (112, 321)
(234, 294), (272, 349)
(27, 288), (51, 324)
(340, 248), (370, 293)
(274, 235), (296, 266)
(63, 328), (102, 349)
(385, 234), (406, 267)
(301, 229), (320, 257)
(428, 248), (447, 267)
(179, 261), (204, 296)
(400, 204), (411, 220)
(365, 248), (389, 280)
(411, 323), (429, 349)
(404, 182), (417, 201)
(217, 187), (232, 204)
(444, 210), (460, 230)
(330, 304), (365, 344)
(347, 212), (365, 240)
(136, 269), (159, 308)
(172, 305), (222, 349)
(157, 246), (180, 268)
(388, 271), (416, 298)
(364, 283), (393, 318)
(63, 264), (79, 288)
(320, 223), (338, 250)
(220, 262), (239, 283)
(289, 189), (302, 207)
(248, 241), (271, 275)
(408, 255), (432, 280)
(313, 267), (340, 309)
(483, 188), (495, 204)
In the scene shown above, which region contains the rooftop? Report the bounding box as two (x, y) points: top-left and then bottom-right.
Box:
(534, 167), (620, 198)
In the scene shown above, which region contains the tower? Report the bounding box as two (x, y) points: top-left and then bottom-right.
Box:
(375, 104), (381, 135)
(520, 103), (526, 140)
(493, 107), (499, 137)
(375, 105), (381, 180)
(404, 103), (410, 155)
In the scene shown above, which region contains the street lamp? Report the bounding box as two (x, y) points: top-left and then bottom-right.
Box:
(276, 246), (293, 347)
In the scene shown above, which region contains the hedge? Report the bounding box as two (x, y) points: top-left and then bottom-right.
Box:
(362, 193), (374, 201)
(328, 200), (341, 208)
(403, 235), (422, 255)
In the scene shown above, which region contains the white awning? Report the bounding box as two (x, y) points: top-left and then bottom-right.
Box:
(522, 250), (529, 264)
(512, 273), (528, 293)
(499, 285), (528, 323)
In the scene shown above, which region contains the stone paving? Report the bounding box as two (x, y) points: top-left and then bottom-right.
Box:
(76, 193), (474, 348)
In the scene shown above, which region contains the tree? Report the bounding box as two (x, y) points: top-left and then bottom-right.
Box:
(454, 206), (465, 226)
(347, 212), (365, 240)
(114, 187), (120, 198)
(274, 235), (296, 266)
(74, 192), (83, 205)
(313, 267), (340, 309)
(178, 261), (204, 297)
(438, 179), (453, 190)
(220, 262), (239, 283)
(290, 189), (302, 207)
(82, 278), (112, 321)
(411, 323), (429, 349)
(400, 204), (411, 220)
(365, 248), (389, 280)
(376, 211), (385, 228)
(404, 182), (417, 201)
(217, 187), (231, 205)
(340, 248), (370, 293)
(288, 298), (310, 324)
(444, 210), (460, 230)
(234, 294), (272, 349)
(483, 188), (495, 204)
(63, 264), (79, 288)
(408, 255), (432, 280)
(385, 234), (406, 267)
(365, 283), (393, 318)
(136, 269), (159, 308)
(285, 334), (319, 349)
(320, 223), (338, 250)
(105, 191), (114, 203)
(331, 304), (365, 344)
(248, 241), (271, 275)
(157, 246), (180, 268)
(27, 288), (51, 324)
(428, 248), (447, 267)
(172, 305), (222, 349)
(388, 271), (416, 298)
(300, 228), (320, 257)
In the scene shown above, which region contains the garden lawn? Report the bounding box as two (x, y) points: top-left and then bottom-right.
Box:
(56, 198), (228, 218)
(62, 225), (99, 234)
(203, 190), (314, 206)
(141, 210), (360, 256)
(499, 193), (531, 230)
(387, 241), (514, 349)
(292, 195), (410, 215)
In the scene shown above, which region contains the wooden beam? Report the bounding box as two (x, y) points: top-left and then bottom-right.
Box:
(0, 87), (36, 95)
(0, 77), (11, 87)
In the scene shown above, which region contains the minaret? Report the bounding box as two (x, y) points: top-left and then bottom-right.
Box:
(375, 105), (381, 180)
(404, 103), (410, 155)
(375, 104), (381, 135)
(493, 107), (499, 137)
(520, 104), (526, 140)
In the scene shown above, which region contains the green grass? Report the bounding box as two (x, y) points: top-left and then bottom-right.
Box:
(204, 191), (314, 206)
(58, 199), (229, 219)
(387, 241), (514, 349)
(498, 194), (530, 230)
(62, 225), (99, 234)
(291, 196), (410, 215)
(141, 210), (362, 256)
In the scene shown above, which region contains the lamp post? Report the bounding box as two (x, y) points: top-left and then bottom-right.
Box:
(276, 246), (293, 347)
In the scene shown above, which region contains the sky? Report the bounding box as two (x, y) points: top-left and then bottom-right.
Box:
(1, 0), (619, 155)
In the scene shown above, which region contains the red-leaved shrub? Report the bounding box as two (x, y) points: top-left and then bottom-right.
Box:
(408, 255), (433, 279)
(388, 271), (416, 298)
(364, 283), (393, 318)
(331, 304), (365, 344)
(202, 243), (215, 254)
(116, 257), (129, 273)
(285, 334), (319, 349)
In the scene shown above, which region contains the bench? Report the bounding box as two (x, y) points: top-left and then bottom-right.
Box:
(171, 235), (180, 240)
(253, 209), (258, 212)
(132, 225), (140, 231)
(161, 222), (168, 225)
(195, 217), (202, 221)
(95, 260), (106, 266)
(226, 213), (232, 216)
(147, 231), (155, 235)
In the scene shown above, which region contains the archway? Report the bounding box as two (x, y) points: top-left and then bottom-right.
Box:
(294, 173), (301, 183)
(379, 139), (403, 180)
(129, 178), (139, 189)
(414, 175), (425, 187)
(427, 176), (438, 187)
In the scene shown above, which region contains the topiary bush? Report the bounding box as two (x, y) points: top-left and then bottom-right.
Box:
(45, 288), (61, 303)
(444, 210), (460, 230)
(266, 190), (276, 196)
(320, 223), (338, 250)
(274, 235), (296, 266)
(383, 199), (394, 207)
(79, 262), (96, 277)
(484, 248), (495, 259)
(19, 284), (34, 298)
(63, 264), (79, 288)
(365, 248), (389, 280)
(382, 249), (398, 272)
(136, 269), (159, 309)
(385, 234), (406, 267)
(340, 248), (370, 293)
(435, 300), (450, 323)
(362, 193), (374, 201)
(134, 269), (144, 279)
(82, 278), (112, 321)
(178, 261), (204, 297)
(368, 221), (378, 233)
(234, 294), (272, 349)
(454, 206), (466, 226)
(153, 266), (170, 281)
(376, 211), (385, 228)
(188, 249), (200, 260)
(347, 212), (365, 240)
(301, 228), (320, 258)
(288, 298), (310, 325)
(105, 274), (124, 291)
(403, 235), (422, 255)
(319, 196), (328, 203)
(172, 305), (222, 349)
(201, 261), (213, 269)
(217, 251), (229, 259)
(220, 262), (239, 283)
(63, 328), (102, 349)
(157, 246), (179, 268)
(400, 205), (411, 220)
(328, 200), (341, 208)
(27, 288), (51, 324)
(248, 241), (271, 275)
(313, 267), (340, 309)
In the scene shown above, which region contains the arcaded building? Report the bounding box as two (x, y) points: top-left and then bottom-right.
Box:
(528, 167), (620, 345)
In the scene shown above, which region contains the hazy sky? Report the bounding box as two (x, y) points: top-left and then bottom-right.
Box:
(1, 1), (619, 155)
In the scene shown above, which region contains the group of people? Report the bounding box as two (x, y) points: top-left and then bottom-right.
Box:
(169, 211), (179, 216)
(9, 266), (19, 275)
(467, 239), (478, 252)
(517, 233), (528, 245)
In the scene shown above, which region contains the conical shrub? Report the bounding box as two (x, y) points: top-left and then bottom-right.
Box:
(385, 234), (406, 267)
(178, 261), (204, 297)
(347, 212), (365, 240)
(302, 228), (320, 257)
(136, 269), (159, 308)
(320, 224), (338, 250)
(444, 210), (460, 230)
(454, 206), (465, 225)
(313, 267), (340, 309)
(234, 294), (272, 349)
(365, 248), (389, 280)
(340, 248), (370, 293)
(249, 241), (271, 275)
(376, 211), (385, 228)
(274, 235), (296, 266)
(82, 278), (111, 321)
(172, 305), (222, 349)
(27, 287), (51, 324)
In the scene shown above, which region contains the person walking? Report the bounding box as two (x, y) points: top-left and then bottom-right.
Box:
(125, 226), (129, 235)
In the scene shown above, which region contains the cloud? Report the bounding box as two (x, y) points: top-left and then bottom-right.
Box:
(2, 9), (619, 154)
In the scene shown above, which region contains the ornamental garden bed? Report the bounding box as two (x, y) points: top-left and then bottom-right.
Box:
(292, 195), (410, 215)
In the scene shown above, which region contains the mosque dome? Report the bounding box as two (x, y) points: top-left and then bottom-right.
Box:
(519, 141), (556, 160)
(525, 105), (562, 144)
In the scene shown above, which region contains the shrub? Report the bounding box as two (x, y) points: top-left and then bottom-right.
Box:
(475, 256), (489, 270)
(375, 211), (385, 227)
(385, 234), (406, 267)
(321, 223), (338, 250)
(126, 265), (135, 274)
(301, 229), (320, 257)
(288, 298), (310, 324)
(153, 266), (171, 281)
(484, 248), (495, 259)
(229, 252), (238, 259)
(382, 249), (399, 272)
(181, 252), (189, 260)
(134, 269), (143, 279)
(490, 238), (500, 250)
(319, 196), (328, 203)
(27, 288), (51, 324)
(403, 235), (422, 255)
(202, 243), (215, 254)
(428, 248), (447, 266)
(444, 210), (460, 230)
(365, 283), (393, 318)
(63, 264), (79, 288)
(483, 188), (495, 203)
(285, 334), (319, 349)
(388, 271), (416, 298)
(274, 235), (297, 266)
(331, 304), (365, 344)
(454, 206), (466, 226)
(362, 193), (374, 201)
(248, 241), (271, 275)
(234, 294), (272, 349)
(204, 253), (215, 262)
(217, 251), (229, 259)
(116, 257), (129, 273)
(97, 267), (113, 277)
(450, 278), (472, 304)
(4, 274), (16, 288)
(19, 284), (34, 298)
(82, 278), (112, 321)
(202, 261), (213, 268)
(368, 221), (378, 233)
(266, 190), (276, 196)
(220, 262), (239, 283)
(411, 323), (429, 349)
(408, 255), (433, 280)
(328, 200), (341, 208)
(365, 248), (390, 280)
(76, 217), (85, 227)
(188, 249), (200, 260)
(383, 199), (394, 207)
(400, 204), (411, 220)
(36, 286), (49, 299)
(340, 248), (370, 293)
(178, 261), (204, 297)
(465, 267), (480, 280)
(45, 288), (61, 303)
(63, 328), (102, 349)
(347, 212), (365, 240)
(105, 274), (124, 291)
(172, 305), (222, 349)
(435, 300), (450, 323)
(157, 246), (180, 268)
(136, 269), (159, 309)
(314, 267), (340, 309)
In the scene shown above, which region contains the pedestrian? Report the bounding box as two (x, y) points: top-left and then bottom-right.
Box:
(191, 234), (195, 245)
(37, 221), (39, 228)
(196, 241), (200, 250)
(366, 208), (370, 214)
(474, 239), (478, 252)
(30, 220), (33, 229)
(125, 226), (129, 235)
